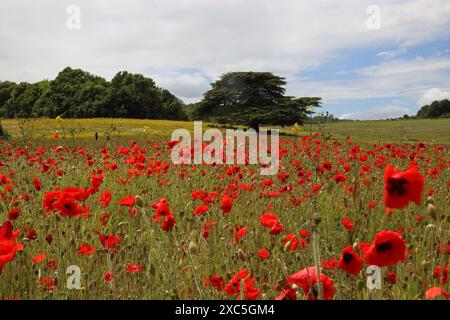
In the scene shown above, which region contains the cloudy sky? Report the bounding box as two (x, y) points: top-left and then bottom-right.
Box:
(1, 0), (450, 119)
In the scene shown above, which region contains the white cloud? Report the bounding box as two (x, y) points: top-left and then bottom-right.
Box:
(0, 0), (449, 105)
(340, 105), (410, 120)
(287, 57), (450, 103)
(417, 88), (450, 106)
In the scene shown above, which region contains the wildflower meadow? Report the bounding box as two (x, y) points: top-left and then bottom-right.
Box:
(0, 118), (448, 300)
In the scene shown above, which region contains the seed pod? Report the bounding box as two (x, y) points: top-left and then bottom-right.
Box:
(135, 195), (144, 208)
(283, 239), (293, 252)
(188, 241), (199, 255)
(238, 248), (247, 260)
(427, 203), (438, 220)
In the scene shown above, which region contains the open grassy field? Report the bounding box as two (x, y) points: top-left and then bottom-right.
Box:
(1, 118), (450, 145)
(0, 117), (449, 300)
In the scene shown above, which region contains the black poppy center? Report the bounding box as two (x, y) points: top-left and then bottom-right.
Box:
(387, 177), (408, 196)
(64, 203), (72, 210)
(343, 252), (354, 263)
(376, 242), (392, 253)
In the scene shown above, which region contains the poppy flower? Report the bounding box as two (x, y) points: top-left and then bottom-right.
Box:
(384, 164), (424, 209)
(99, 235), (122, 250)
(0, 221), (21, 240)
(224, 269), (249, 296)
(258, 249), (270, 260)
(161, 215), (176, 232)
(221, 194), (233, 214)
(205, 275), (225, 292)
(259, 213), (278, 228)
(0, 239), (22, 269)
(193, 205), (209, 216)
(155, 202), (171, 221)
(117, 195), (136, 207)
(104, 272), (113, 282)
(98, 190), (112, 208)
(78, 244), (96, 255)
(286, 267), (335, 300)
(52, 196), (82, 217)
(364, 231), (406, 267)
(425, 287), (449, 300)
(39, 276), (55, 291)
(341, 218), (353, 231)
(33, 177), (41, 191)
(338, 246), (363, 276)
(126, 262), (143, 273)
(32, 251), (47, 264)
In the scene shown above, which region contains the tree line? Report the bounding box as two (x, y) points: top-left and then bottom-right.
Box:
(0, 68), (322, 129)
(415, 99), (450, 119)
(0, 67), (189, 120)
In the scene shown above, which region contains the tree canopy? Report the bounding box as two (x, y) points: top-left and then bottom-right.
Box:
(416, 99), (450, 119)
(0, 67), (188, 120)
(194, 71), (321, 129)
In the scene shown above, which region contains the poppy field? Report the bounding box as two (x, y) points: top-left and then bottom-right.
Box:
(0, 118), (449, 300)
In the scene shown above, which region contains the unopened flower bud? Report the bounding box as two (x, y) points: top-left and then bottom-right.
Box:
(427, 203), (438, 220)
(135, 195), (144, 208)
(188, 241), (199, 255)
(238, 248), (247, 260)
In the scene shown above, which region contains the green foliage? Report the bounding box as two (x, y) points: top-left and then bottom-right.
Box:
(196, 71), (321, 129)
(0, 67), (189, 121)
(416, 99), (450, 118)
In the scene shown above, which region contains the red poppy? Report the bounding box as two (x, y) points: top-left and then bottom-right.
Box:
(425, 287), (449, 300)
(161, 215), (176, 232)
(32, 251), (47, 264)
(104, 271), (113, 282)
(99, 235), (122, 250)
(118, 195), (136, 207)
(221, 194), (233, 214)
(258, 249), (270, 260)
(33, 177), (41, 191)
(52, 196), (82, 217)
(7, 208), (20, 221)
(338, 246), (363, 276)
(205, 275), (225, 292)
(98, 190), (112, 208)
(0, 221), (21, 241)
(286, 267), (335, 300)
(384, 164), (424, 209)
(126, 262), (143, 273)
(78, 243), (96, 255)
(193, 205), (209, 216)
(259, 213), (278, 227)
(0, 240), (22, 269)
(341, 218), (353, 231)
(155, 202), (171, 221)
(364, 230), (406, 267)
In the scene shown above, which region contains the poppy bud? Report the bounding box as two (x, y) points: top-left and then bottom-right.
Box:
(188, 241), (199, 255)
(238, 248), (247, 260)
(135, 195), (144, 208)
(312, 213), (321, 227)
(283, 239), (293, 252)
(149, 263), (156, 276)
(427, 203), (438, 220)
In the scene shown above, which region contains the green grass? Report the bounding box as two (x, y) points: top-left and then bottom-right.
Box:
(2, 118), (450, 146)
(315, 119), (450, 145)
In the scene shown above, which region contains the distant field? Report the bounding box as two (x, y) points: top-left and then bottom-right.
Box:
(1, 117), (450, 145)
(320, 119), (450, 145)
